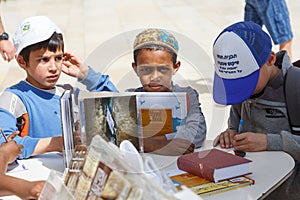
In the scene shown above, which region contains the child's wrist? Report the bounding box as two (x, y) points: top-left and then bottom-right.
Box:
(78, 64), (89, 80)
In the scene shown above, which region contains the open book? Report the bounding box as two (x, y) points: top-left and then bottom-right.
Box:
(78, 91), (189, 152)
(60, 90), (189, 168)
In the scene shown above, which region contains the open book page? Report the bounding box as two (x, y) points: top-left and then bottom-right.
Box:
(78, 91), (139, 148)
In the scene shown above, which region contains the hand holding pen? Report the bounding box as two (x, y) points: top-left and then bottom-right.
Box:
(0, 129), (23, 164)
(234, 120), (246, 157)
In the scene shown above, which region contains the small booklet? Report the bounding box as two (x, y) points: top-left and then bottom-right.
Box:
(169, 170), (254, 197)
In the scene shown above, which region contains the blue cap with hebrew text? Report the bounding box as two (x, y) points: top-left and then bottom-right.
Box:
(212, 21), (272, 105)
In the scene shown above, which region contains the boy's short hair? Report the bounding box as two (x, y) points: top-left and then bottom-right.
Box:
(13, 16), (63, 56)
(212, 21), (272, 105)
(133, 28), (179, 65)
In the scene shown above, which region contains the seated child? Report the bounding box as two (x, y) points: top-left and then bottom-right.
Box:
(127, 28), (207, 155)
(0, 16), (117, 159)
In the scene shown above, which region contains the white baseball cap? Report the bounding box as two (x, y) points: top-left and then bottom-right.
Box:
(13, 16), (62, 55)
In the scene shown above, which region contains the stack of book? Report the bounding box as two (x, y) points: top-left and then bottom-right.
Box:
(171, 148), (254, 197)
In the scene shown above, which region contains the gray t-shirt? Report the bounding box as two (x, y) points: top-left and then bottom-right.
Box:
(228, 51), (300, 161)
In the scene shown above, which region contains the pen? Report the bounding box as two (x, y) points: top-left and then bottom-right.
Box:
(0, 128), (8, 143)
(238, 119), (243, 134)
(234, 119), (246, 157)
(0, 128), (20, 165)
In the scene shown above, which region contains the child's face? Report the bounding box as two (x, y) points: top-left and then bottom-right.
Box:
(18, 48), (63, 90)
(252, 52), (278, 95)
(132, 49), (180, 92)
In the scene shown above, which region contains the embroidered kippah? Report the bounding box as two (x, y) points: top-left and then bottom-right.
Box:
(133, 28), (179, 55)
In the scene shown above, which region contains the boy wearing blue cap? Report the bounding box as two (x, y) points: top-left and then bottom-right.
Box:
(212, 21), (299, 198)
(0, 16), (117, 159)
(128, 28), (207, 155)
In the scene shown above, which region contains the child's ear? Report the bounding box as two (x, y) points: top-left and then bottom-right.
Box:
(267, 51), (276, 65)
(173, 61), (181, 74)
(132, 62), (138, 75)
(16, 55), (27, 70)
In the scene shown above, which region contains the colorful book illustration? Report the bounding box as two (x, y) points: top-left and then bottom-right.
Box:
(78, 91), (189, 152)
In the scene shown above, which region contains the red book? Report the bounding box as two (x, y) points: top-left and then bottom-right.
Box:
(177, 149), (252, 182)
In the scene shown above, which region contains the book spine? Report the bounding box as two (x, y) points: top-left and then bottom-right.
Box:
(177, 157), (214, 182)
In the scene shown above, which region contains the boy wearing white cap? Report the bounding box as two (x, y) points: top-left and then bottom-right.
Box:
(212, 21), (300, 198)
(128, 28), (207, 155)
(0, 16), (117, 159)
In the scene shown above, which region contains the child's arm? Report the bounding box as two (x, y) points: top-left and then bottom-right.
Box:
(143, 136), (194, 156)
(62, 52), (118, 92)
(32, 136), (63, 156)
(0, 174), (45, 199)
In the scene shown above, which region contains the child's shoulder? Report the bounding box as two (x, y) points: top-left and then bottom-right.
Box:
(173, 84), (198, 94)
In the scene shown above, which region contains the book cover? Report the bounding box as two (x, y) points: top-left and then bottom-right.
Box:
(136, 92), (189, 139)
(177, 149), (252, 182)
(170, 172), (254, 197)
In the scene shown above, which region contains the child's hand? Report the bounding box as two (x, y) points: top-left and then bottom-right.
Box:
(0, 140), (23, 164)
(18, 180), (45, 200)
(164, 138), (195, 155)
(62, 52), (89, 80)
(7, 131), (20, 141)
(213, 129), (237, 149)
(144, 137), (195, 155)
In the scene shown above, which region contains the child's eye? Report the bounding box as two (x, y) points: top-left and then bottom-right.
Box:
(55, 56), (63, 61)
(39, 58), (49, 63)
(157, 66), (171, 73)
(139, 67), (153, 74)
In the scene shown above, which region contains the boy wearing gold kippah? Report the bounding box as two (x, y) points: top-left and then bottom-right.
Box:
(127, 28), (207, 155)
